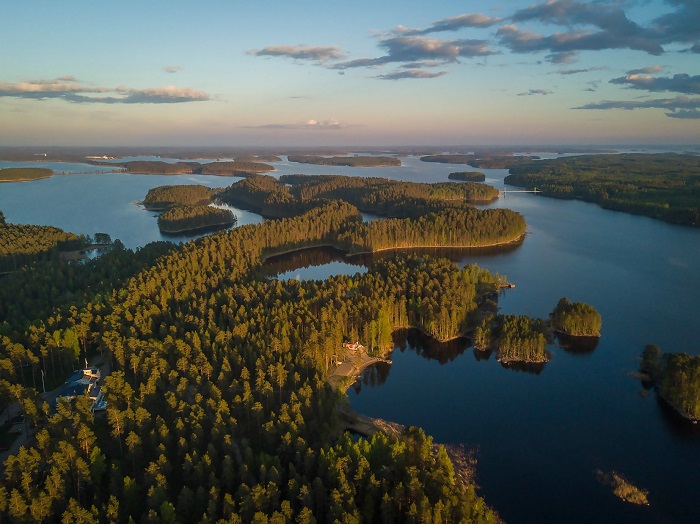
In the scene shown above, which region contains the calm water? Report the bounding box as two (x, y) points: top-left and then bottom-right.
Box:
(0, 168), (263, 249)
(2, 157), (700, 522)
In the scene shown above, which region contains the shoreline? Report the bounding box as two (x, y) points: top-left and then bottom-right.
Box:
(159, 219), (237, 235)
(259, 233), (526, 263)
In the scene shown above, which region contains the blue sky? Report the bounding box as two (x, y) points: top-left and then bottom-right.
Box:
(1, 0), (698, 146)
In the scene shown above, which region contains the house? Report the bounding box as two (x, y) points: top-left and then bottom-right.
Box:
(342, 341), (366, 353)
(58, 366), (107, 412)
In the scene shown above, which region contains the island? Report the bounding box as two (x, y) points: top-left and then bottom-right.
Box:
(639, 345), (700, 422)
(141, 185), (237, 234)
(142, 184), (218, 210)
(0, 218), (83, 272)
(550, 297), (602, 337)
(0, 167), (53, 183)
(448, 171), (486, 182)
(504, 153), (700, 227)
(157, 205), (236, 234)
(98, 159), (275, 176)
(474, 313), (550, 364)
(420, 154), (474, 164)
(287, 154), (401, 167)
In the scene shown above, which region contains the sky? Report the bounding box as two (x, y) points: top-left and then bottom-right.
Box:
(1, 0), (698, 147)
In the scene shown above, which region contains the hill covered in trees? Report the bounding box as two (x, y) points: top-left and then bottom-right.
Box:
(504, 153), (700, 226)
(0, 220), (84, 272)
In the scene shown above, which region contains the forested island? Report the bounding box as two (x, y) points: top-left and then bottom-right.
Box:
(157, 205), (236, 234)
(0, 167), (53, 183)
(640, 345), (700, 422)
(141, 184), (218, 210)
(504, 153), (700, 226)
(550, 298), (602, 337)
(449, 171), (486, 182)
(141, 185), (237, 234)
(99, 160), (275, 176)
(472, 298), (600, 363)
(287, 155), (401, 167)
(420, 154), (474, 164)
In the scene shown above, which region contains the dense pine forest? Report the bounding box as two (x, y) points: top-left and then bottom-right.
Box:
(448, 172), (486, 182)
(142, 185), (218, 210)
(0, 184), (515, 521)
(504, 153), (700, 226)
(550, 298), (602, 337)
(157, 205), (236, 234)
(0, 221), (84, 273)
(99, 160), (275, 176)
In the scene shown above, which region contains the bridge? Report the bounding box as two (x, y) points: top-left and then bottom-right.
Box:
(501, 187), (541, 197)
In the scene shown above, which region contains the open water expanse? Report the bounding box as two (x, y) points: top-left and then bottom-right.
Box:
(1, 155), (700, 522)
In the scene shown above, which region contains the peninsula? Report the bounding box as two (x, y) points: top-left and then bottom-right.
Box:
(287, 155), (401, 167)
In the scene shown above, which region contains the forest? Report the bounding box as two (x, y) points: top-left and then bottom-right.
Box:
(504, 153), (700, 226)
(448, 171), (486, 182)
(0, 220), (84, 273)
(287, 155), (401, 167)
(0, 190), (512, 521)
(0, 168), (54, 183)
(639, 345), (700, 421)
(157, 205), (236, 234)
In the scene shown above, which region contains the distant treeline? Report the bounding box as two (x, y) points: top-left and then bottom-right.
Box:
(100, 160), (275, 176)
(505, 153), (700, 226)
(0, 167), (54, 183)
(449, 171), (486, 182)
(287, 155), (401, 167)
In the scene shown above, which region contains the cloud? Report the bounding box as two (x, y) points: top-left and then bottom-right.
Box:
(610, 73), (700, 94)
(517, 89), (553, 96)
(666, 110), (700, 119)
(395, 13), (502, 36)
(332, 35), (496, 69)
(247, 45), (346, 62)
(246, 119), (347, 130)
(574, 95), (700, 118)
(0, 78), (210, 104)
(163, 65), (182, 74)
(497, 23), (663, 59)
(626, 66), (663, 75)
(376, 69), (449, 80)
(651, 0), (700, 49)
(557, 66), (608, 75)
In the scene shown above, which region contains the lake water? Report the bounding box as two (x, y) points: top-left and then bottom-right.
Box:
(1, 156), (699, 522)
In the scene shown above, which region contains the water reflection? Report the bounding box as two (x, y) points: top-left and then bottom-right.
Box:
(264, 246), (366, 280)
(556, 333), (600, 355)
(499, 361), (546, 375)
(655, 396), (700, 438)
(352, 362), (392, 394)
(393, 328), (470, 365)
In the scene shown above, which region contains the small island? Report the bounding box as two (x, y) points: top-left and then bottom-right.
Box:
(157, 205), (236, 234)
(640, 345), (700, 422)
(448, 171), (486, 182)
(0, 167), (53, 183)
(420, 154), (474, 164)
(596, 470), (649, 506)
(141, 184), (237, 234)
(474, 313), (550, 364)
(287, 155), (401, 167)
(550, 297), (602, 337)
